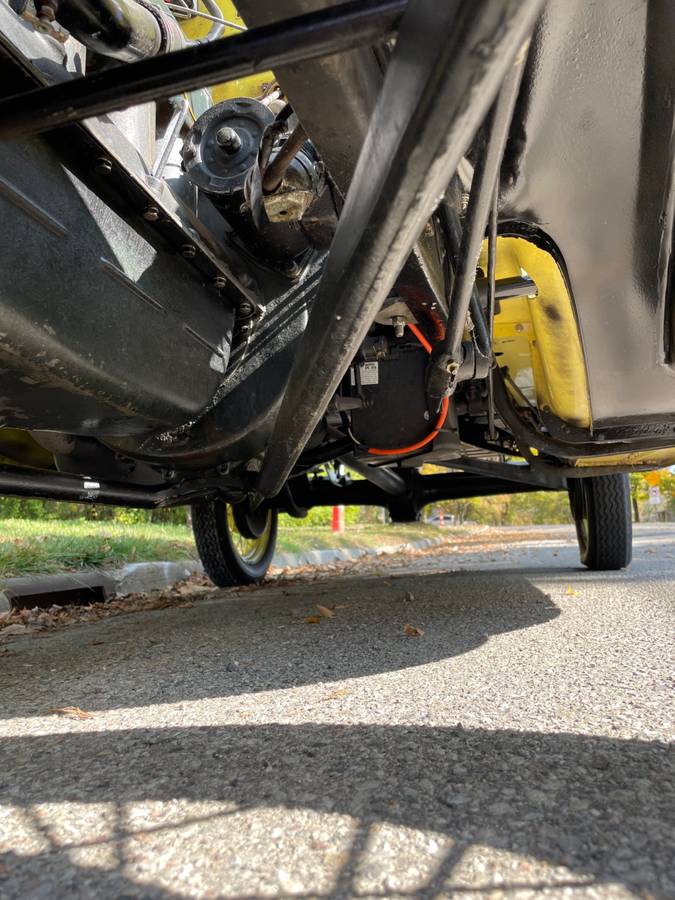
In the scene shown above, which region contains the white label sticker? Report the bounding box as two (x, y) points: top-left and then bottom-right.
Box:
(359, 361), (379, 385)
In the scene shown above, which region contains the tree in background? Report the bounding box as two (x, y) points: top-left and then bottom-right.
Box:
(630, 470), (675, 522)
(629, 473), (646, 522)
(428, 489), (572, 527)
(425, 469), (675, 526)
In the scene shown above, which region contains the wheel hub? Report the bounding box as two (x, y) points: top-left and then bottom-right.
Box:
(231, 499), (270, 539)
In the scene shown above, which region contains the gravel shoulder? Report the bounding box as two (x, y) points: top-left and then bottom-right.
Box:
(0, 523), (673, 899)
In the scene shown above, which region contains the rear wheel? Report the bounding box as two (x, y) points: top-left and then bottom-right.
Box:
(191, 499), (278, 587)
(568, 474), (632, 570)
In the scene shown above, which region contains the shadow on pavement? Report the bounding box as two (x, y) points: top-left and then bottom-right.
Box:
(0, 723), (672, 897)
(1, 570), (559, 718)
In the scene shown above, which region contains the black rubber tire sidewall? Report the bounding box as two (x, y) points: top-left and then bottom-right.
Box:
(191, 500), (278, 587)
(569, 474), (632, 570)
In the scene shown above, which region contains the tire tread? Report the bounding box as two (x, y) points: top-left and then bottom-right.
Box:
(578, 474), (632, 570)
(191, 501), (277, 587)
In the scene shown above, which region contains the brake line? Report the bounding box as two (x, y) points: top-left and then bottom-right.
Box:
(366, 322), (449, 456)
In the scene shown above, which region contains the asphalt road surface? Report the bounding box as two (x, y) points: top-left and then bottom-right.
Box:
(1, 523), (674, 899)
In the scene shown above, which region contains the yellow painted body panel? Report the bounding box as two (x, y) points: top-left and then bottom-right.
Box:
(480, 237), (591, 428)
(180, 1), (274, 101)
(573, 448), (675, 469)
(481, 239), (675, 467)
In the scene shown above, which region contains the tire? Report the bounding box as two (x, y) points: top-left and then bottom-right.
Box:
(191, 500), (278, 587)
(568, 474), (632, 570)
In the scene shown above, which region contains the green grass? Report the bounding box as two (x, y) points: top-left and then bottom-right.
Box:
(274, 523), (446, 555)
(0, 518), (453, 579)
(0, 519), (196, 578)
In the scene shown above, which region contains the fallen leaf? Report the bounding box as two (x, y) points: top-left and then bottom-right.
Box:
(316, 604), (335, 619)
(91, 640), (105, 646)
(47, 706), (95, 720)
(324, 688), (349, 700)
(304, 615), (322, 625)
(404, 623), (424, 637)
(0, 623), (30, 638)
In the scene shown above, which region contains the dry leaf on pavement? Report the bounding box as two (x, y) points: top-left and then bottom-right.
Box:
(316, 604), (335, 619)
(47, 706), (96, 720)
(324, 688), (349, 700)
(0, 623), (30, 638)
(304, 615), (322, 625)
(403, 623), (424, 637)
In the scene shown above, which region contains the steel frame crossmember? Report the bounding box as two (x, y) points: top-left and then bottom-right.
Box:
(0, 0), (407, 138)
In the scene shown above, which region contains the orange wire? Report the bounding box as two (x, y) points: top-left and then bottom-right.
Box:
(366, 322), (449, 456)
(406, 321), (433, 353)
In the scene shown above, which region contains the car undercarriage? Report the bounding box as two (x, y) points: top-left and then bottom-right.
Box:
(0, 0), (673, 583)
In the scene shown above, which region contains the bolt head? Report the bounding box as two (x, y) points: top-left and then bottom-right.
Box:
(181, 244), (196, 259)
(238, 302), (254, 317)
(282, 261), (301, 280)
(216, 127), (242, 153)
(212, 276), (227, 290)
(93, 157), (112, 176)
(391, 315), (406, 338)
(143, 206), (159, 222)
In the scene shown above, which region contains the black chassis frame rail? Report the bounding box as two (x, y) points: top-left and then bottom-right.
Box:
(0, 0), (407, 136)
(252, 0), (675, 494)
(0, 451), (658, 514)
(283, 470), (561, 523)
(255, 0), (546, 500)
(0, 462), (561, 516)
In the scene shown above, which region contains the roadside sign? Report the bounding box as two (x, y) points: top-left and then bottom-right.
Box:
(645, 472), (662, 487)
(648, 486), (661, 505)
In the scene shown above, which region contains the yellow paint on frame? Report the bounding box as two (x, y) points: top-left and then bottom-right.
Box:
(573, 448), (675, 468)
(179, 0), (274, 101)
(480, 237), (592, 429)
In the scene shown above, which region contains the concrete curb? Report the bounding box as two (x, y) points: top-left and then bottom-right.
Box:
(0, 536), (446, 611)
(112, 560), (205, 596)
(271, 536), (445, 569)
